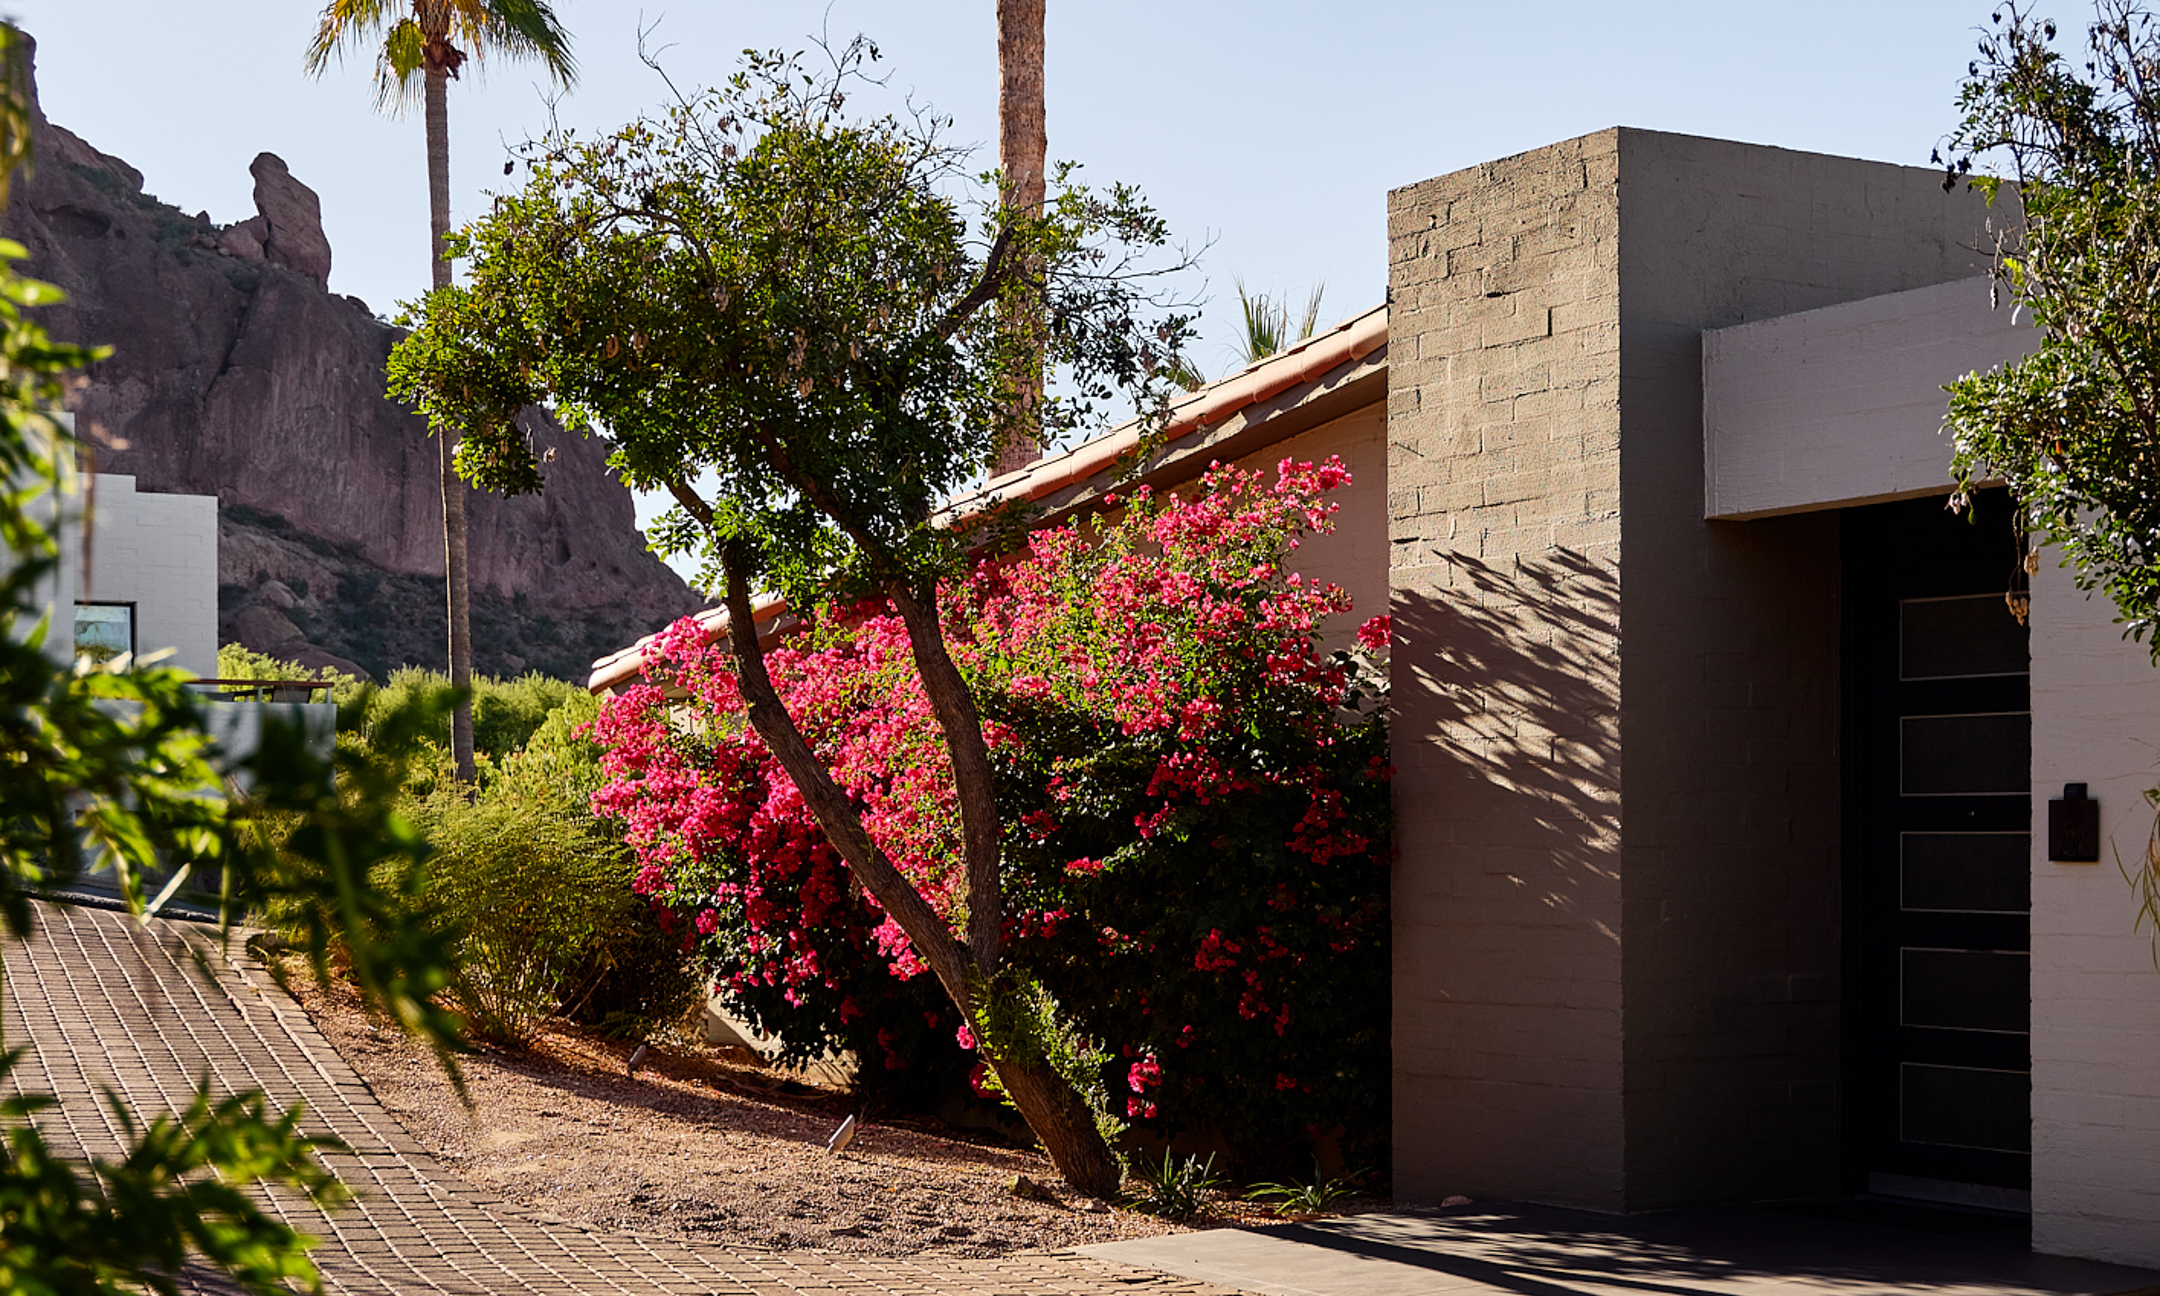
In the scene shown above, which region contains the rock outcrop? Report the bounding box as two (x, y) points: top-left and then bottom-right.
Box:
(247, 152), (332, 288)
(5, 37), (703, 682)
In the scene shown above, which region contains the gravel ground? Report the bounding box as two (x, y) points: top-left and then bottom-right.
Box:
(285, 974), (1273, 1258)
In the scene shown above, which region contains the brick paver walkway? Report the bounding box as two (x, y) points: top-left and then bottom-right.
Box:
(3, 904), (1232, 1296)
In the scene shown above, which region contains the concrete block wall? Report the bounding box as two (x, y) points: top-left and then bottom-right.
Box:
(1613, 132), (1993, 1209)
(1387, 130), (1630, 1210)
(82, 474), (218, 677)
(1387, 129), (1995, 1210)
(2030, 559), (2160, 1268)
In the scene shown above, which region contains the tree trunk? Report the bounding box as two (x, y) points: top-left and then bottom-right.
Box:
(887, 582), (1002, 967)
(993, 0), (1046, 476)
(425, 65), (477, 785)
(989, 1047), (1124, 1198)
(696, 529), (1121, 1198)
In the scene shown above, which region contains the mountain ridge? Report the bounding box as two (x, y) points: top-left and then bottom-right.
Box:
(7, 36), (702, 682)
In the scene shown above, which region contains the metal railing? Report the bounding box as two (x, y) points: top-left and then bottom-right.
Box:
(185, 678), (336, 704)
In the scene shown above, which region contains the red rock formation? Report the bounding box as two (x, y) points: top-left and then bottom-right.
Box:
(5, 37), (703, 681)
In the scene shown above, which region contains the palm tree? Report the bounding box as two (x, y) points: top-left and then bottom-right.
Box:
(305, 0), (575, 783)
(1233, 278), (1326, 367)
(993, 0), (1046, 475)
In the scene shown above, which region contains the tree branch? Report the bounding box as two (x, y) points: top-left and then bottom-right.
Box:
(713, 545), (978, 1008)
(937, 223), (1017, 341)
(886, 581), (1004, 968)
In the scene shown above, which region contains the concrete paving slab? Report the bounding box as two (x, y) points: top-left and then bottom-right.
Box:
(1083, 1202), (2160, 1296)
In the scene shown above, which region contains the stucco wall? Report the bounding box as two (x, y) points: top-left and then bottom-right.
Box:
(1613, 131), (1995, 1209)
(1386, 129), (1996, 1210)
(2029, 559), (2160, 1267)
(1236, 399), (1388, 651)
(1702, 275), (2036, 521)
(82, 474), (218, 677)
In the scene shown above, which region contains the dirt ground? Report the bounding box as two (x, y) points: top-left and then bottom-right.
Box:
(286, 974), (1289, 1258)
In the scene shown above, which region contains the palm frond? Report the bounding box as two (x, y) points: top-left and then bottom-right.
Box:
(1297, 282), (1327, 342)
(309, 0), (576, 118)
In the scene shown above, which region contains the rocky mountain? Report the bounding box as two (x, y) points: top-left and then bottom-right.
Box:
(6, 40), (704, 683)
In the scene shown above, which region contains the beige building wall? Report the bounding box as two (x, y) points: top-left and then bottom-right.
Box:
(81, 474), (219, 677)
(2030, 559), (2160, 1268)
(1386, 129), (1995, 1210)
(1235, 399), (1388, 651)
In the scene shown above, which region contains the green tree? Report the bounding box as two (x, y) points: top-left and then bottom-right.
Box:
(388, 42), (1192, 1197)
(1942, 0), (2160, 930)
(305, 0), (577, 785)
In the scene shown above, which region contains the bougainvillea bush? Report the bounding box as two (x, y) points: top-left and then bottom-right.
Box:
(591, 458), (1391, 1166)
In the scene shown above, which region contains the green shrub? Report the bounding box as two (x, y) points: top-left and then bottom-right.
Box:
(411, 703), (698, 1045)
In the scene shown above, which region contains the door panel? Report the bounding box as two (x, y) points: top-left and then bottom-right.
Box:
(1843, 493), (2031, 1197)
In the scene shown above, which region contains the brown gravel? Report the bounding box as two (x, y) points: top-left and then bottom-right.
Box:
(284, 974), (1283, 1259)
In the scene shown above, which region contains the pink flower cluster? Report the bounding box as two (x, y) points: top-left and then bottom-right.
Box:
(587, 456), (1391, 1101)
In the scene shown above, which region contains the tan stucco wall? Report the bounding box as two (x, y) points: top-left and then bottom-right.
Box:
(1235, 399), (1388, 651)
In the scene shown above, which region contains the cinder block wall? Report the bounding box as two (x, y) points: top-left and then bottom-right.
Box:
(84, 474), (218, 677)
(1387, 129), (1993, 1209)
(1613, 133), (1992, 1208)
(1387, 131), (1629, 1209)
(2030, 560), (2160, 1268)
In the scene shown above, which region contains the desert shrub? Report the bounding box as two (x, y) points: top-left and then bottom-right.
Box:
(413, 703), (699, 1044)
(595, 459), (1391, 1165)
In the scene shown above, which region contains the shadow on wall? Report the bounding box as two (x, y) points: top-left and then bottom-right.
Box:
(1394, 543), (1621, 934)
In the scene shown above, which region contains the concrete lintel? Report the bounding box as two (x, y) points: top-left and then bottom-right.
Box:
(1703, 276), (2035, 521)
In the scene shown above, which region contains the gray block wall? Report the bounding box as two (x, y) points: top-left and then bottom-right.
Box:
(1386, 128), (1993, 1210)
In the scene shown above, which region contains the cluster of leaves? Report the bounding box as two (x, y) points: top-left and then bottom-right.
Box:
(1940, 1), (2160, 939)
(1943, 1), (2160, 643)
(407, 695), (703, 1044)
(387, 38), (1194, 611)
(220, 642), (699, 1048)
(1127, 1151), (1223, 1222)
(215, 643), (590, 763)
(592, 458), (1391, 1168)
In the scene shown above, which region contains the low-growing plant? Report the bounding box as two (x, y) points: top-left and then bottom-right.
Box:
(1129, 1152), (1223, 1221)
(414, 702), (700, 1044)
(1244, 1160), (1365, 1218)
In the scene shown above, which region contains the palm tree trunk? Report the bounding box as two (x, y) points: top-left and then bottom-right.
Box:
(993, 0), (1046, 476)
(425, 64), (477, 784)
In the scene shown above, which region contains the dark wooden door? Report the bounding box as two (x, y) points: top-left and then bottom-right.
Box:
(1843, 493), (2031, 1199)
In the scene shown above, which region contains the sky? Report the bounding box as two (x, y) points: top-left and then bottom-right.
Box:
(9, 0), (2003, 558)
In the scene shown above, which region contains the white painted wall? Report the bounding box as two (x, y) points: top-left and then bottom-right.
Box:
(79, 474), (218, 677)
(1703, 277), (2035, 520)
(2029, 556), (2160, 1268)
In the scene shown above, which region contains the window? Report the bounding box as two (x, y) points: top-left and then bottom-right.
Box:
(73, 602), (134, 668)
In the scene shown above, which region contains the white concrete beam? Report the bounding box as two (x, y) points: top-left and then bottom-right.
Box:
(1703, 276), (2036, 520)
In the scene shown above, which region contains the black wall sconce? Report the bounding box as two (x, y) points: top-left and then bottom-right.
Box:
(2049, 783), (2101, 863)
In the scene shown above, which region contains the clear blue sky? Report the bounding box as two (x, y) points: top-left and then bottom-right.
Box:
(9, 0), (2001, 553)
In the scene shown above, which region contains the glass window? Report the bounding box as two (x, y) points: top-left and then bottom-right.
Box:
(73, 602), (134, 667)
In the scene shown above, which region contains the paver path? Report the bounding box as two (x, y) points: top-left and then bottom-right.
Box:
(3, 903), (1234, 1296)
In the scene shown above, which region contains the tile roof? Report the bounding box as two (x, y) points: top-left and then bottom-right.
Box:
(586, 303), (1387, 693)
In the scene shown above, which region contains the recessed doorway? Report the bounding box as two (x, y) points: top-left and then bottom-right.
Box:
(1842, 492), (2031, 1211)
